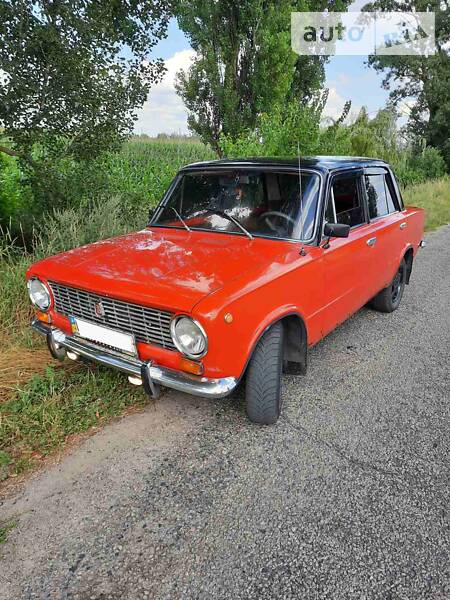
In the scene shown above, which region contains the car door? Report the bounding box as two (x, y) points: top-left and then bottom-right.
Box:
(321, 169), (378, 337)
(362, 167), (406, 294)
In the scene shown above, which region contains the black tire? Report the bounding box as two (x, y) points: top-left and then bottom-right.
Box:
(370, 258), (407, 313)
(245, 321), (283, 425)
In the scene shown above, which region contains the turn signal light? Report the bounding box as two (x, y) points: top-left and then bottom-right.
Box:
(179, 357), (204, 376)
(36, 311), (52, 324)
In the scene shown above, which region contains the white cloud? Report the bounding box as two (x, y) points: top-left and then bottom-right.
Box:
(134, 51), (368, 135)
(322, 87), (362, 122)
(134, 49), (195, 136)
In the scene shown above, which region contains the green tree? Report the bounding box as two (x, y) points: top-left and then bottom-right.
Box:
(174, 0), (351, 154)
(219, 91), (350, 158)
(0, 0), (170, 174)
(365, 0), (450, 169)
(221, 99), (445, 186)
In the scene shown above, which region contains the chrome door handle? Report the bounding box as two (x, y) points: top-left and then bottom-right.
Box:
(400, 222), (407, 230)
(367, 237), (377, 247)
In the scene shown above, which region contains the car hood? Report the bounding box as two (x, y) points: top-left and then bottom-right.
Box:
(28, 228), (290, 312)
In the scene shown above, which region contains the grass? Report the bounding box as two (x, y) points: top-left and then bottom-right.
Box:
(0, 253), (33, 341)
(0, 345), (53, 403)
(0, 365), (150, 480)
(0, 139), (448, 487)
(0, 520), (16, 544)
(403, 176), (450, 232)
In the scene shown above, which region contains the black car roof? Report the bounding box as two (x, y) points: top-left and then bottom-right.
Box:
(180, 156), (389, 173)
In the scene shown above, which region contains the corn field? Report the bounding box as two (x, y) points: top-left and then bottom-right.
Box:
(105, 138), (215, 210)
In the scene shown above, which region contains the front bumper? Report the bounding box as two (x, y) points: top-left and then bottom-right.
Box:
(31, 319), (237, 399)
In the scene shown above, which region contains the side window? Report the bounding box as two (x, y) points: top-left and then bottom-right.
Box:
(327, 175), (365, 227)
(390, 171), (404, 210)
(365, 173), (399, 219)
(385, 174), (400, 213)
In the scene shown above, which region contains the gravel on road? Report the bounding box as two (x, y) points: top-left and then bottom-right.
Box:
(1, 225), (449, 600)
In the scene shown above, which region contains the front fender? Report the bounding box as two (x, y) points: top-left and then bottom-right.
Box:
(193, 247), (324, 379)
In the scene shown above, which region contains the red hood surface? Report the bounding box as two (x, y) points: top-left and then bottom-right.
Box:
(28, 228), (291, 312)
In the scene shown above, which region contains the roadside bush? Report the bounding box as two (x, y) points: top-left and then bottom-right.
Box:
(0, 138), (215, 242)
(0, 153), (33, 233)
(0, 153), (113, 244)
(389, 147), (446, 188)
(0, 233), (32, 338)
(34, 195), (142, 257)
(408, 146), (447, 182)
(220, 99), (326, 158)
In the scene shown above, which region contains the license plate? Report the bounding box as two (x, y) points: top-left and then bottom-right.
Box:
(69, 316), (137, 355)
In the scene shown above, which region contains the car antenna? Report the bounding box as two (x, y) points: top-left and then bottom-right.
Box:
(297, 141), (307, 256)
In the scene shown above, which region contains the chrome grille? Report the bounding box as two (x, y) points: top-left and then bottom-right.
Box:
(49, 281), (176, 351)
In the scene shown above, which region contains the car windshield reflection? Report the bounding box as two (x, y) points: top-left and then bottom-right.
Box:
(151, 170), (321, 241)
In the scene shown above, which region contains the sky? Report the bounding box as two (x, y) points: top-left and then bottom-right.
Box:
(133, 12), (393, 137)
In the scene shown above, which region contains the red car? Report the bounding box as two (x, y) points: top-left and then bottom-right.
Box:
(27, 157), (425, 424)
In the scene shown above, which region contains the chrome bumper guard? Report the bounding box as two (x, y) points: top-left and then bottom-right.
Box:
(31, 319), (237, 399)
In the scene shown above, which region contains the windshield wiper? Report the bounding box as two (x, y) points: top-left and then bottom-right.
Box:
(171, 207), (191, 232)
(206, 209), (253, 240)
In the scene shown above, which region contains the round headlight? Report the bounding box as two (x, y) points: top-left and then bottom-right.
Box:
(170, 316), (207, 358)
(27, 278), (51, 311)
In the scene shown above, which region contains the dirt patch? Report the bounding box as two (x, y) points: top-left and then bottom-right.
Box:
(0, 399), (153, 500)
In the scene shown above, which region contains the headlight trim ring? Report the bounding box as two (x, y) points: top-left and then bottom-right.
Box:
(170, 315), (208, 359)
(27, 277), (52, 311)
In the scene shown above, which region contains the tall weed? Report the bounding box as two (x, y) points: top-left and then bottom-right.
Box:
(34, 195), (142, 257)
(0, 231), (34, 338)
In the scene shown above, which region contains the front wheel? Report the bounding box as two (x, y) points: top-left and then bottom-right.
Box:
(245, 322), (284, 425)
(370, 258), (407, 313)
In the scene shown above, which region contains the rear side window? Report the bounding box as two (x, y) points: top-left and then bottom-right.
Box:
(327, 174), (365, 227)
(365, 173), (399, 219)
(385, 175), (399, 213)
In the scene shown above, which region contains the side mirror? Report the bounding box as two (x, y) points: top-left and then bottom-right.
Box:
(323, 222), (350, 239)
(322, 222), (350, 249)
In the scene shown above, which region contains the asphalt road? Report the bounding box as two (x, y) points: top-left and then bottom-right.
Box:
(1, 225), (449, 600)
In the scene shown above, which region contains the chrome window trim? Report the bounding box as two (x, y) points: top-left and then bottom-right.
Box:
(331, 187), (337, 223)
(368, 211), (401, 224)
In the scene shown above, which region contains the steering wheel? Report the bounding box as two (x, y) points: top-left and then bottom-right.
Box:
(260, 211), (296, 233)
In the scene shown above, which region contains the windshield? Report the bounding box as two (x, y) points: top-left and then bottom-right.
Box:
(151, 170), (321, 241)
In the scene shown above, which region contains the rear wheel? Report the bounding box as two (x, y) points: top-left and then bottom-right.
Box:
(245, 322), (283, 425)
(370, 259), (407, 313)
